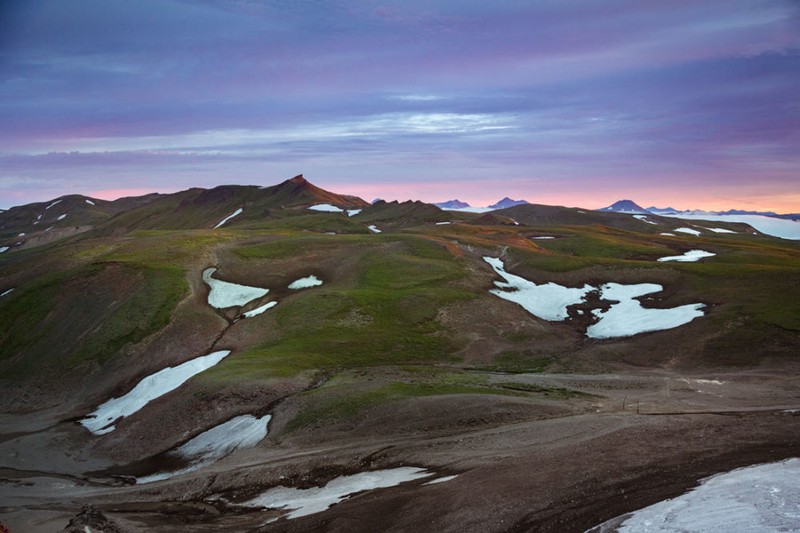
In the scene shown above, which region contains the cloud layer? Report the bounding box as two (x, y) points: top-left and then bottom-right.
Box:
(1, 0), (798, 210)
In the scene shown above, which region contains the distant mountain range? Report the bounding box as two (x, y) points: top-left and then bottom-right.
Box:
(434, 199), (471, 209)
(435, 197), (530, 210)
(601, 200), (800, 221)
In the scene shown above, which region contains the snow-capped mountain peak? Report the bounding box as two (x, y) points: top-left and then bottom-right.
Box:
(599, 199), (650, 214)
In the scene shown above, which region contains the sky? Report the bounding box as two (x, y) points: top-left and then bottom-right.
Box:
(1, 0), (798, 212)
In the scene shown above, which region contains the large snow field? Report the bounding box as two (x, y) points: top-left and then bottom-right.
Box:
(288, 275), (323, 289)
(667, 213), (800, 240)
(138, 414), (271, 483)
(657, 250), (715, 262)
(308, 204), (343, 213)
(80, 350), (231, 435)
(245, 467), (436, 519)
(586, 283), (705, 339)
(202, 267), (269, 308)
(484, 257), (593, 321)
(213, 208), (243, 228)
(590, 458), (800, 533)
(485, 258), (706, 338)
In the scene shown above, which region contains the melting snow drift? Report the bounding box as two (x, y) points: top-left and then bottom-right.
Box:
(484, 257), (705, 339)
(214, 208), (243, 228)
(674, 227), (701, 236)
(347, 209), (362, 217)
(288, 275), (323, 289)
(632, 215), (657, 225)
(203, 267), (269, 309)
(81, 350), (231, 435)
(657, 250), (716, 262)
(138, 414), (271, 483)
(586, 283), (705, 339)
(308, 204), (343, 213)
(589, 458), (800, 533)
(484, 257), (592, 321)
(244, 467), (436, 520)
(243, 301), (278, 318)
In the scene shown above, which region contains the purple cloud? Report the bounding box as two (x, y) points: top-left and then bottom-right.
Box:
(0, 0), (798, 211)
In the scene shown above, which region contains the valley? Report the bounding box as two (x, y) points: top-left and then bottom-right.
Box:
(1, 177), (799, 532)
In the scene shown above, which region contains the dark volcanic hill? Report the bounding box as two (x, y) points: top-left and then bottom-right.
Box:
(359, 199), (447, 227)
(488, 196), (529, 209)
(0, 175), (370, 249)
(598, 199), (649, 214)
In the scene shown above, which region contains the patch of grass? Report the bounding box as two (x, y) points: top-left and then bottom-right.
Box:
(494, 382), (598, 399)
(0, 262), (187, 376)
(205, 237), (476, 380)
(534, 229), (672, 260)
(474, 351), (553, 373)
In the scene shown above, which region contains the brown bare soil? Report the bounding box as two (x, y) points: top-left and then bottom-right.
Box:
(1, 364), (798, 533)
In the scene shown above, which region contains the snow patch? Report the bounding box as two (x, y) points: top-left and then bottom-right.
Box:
(214, 208), (243, 229)
(347, 209), (362, 217)
(674, 227), (701, 236)
(0, 247), (8, 253)
(85, 199), (95, 205)
(1, 288), (13, 297)
(45, 200), (61, 210)
(308, 204), (343, 213)
(632, 215), (657, 225)
(57, 214), (67, 221)
(202, 267), (269, 309)
(243, 301), (278, 318)
(137, 414), (271, 483)
(368, 225), (382, 233)
(424, 475), (458, 485)
(244, 467), (435, 520)
(678, 378), (724, 385)
(590, 458), (800, 533)
(708, 227), (737, 234)
(483, 257), (592, 322)
(586, 283), (705, 339)
(80, 350), (232, 435)
(435, 221), (452, 225)
(532, 236), (556, 240)
(18, 233), (26, 237)
(288, 275), (323, 289)
(660, 233), (676, 237)
(657, 250), (716, 262)
(485, 258), (706, 339)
